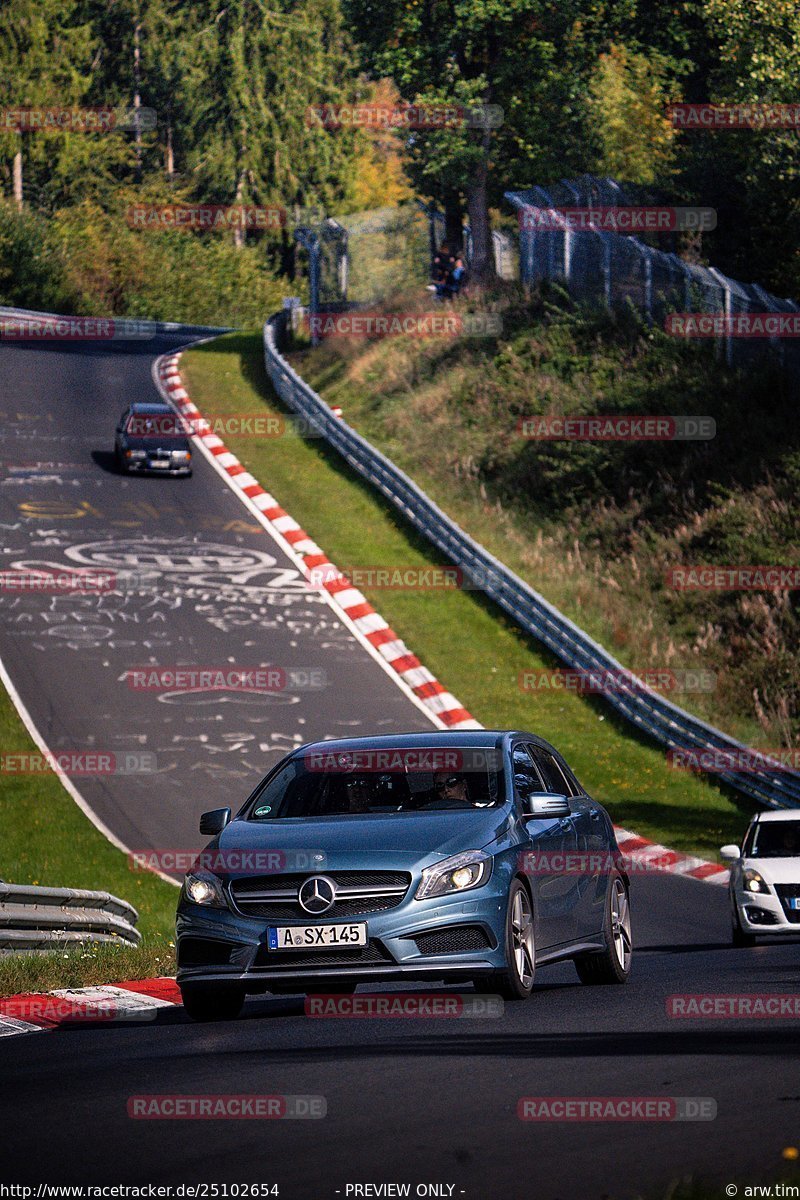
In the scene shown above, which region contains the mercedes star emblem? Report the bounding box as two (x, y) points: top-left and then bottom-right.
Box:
(298, 875), (337, 915)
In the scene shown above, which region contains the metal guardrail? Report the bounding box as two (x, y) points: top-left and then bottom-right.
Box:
(0, 882), (140, 953)
(264, 313), (800, 811)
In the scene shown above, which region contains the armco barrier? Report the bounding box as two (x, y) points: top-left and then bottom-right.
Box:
(264, 312), (800, 811)
(0, 882), (140, 953)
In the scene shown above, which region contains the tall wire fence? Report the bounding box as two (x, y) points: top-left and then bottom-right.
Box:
(505, 174), (800, 380)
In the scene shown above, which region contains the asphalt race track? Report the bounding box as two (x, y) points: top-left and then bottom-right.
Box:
(1, 875), (799, 1196)
(0, 330), (432, 858)
(1, 329), (798, 1198)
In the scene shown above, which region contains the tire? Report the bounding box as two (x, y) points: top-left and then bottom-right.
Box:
(574, 874), (632, 985)
(732, 902), (756, 947)
(180, 983), (246, 1022)
(475, 879), (535, 1001)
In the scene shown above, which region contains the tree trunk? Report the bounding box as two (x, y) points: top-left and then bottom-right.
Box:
(133, 18), (143, 181)
(165, 120), (174, 179)
(12, 150), (23, 211)
(466, 173), (494, 283)
(233, 168), (246, 249)
(465, 122), (495, 283)
(443, 189), (464, 254)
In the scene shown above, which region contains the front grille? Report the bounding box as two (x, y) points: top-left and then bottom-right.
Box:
(235, 896), (401, 920)
(774, 884), (800, 923)
(252, 939), (392, 970)
(230, 870), (411, 920)
(410, 926), (492, 956)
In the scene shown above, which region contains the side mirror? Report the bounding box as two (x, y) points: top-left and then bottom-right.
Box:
(199, 807), (231, 836)
(719, 844), (741, 862)
(514, 776), (570, 819)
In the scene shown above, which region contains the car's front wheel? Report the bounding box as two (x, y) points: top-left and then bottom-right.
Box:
(574, 874), (632, 984)
(476, 879), (535, 1001)
(180, 983), (246, 1022)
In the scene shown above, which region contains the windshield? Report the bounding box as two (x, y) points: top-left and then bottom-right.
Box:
(749, 821), (800, 858)
(126, 412), (188, 438)
(247, 749), (504, 818)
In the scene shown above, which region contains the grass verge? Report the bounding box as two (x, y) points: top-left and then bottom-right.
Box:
(0, 677), (177, 997)
(181, 332), (753, 861)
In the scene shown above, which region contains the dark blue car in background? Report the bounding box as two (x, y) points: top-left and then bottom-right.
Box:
(176, 730), (632, 1020)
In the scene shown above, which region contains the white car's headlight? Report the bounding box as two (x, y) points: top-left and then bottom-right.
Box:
(743, 869), (770, 895)
(182, 870), (227, 908)
(415, 850), (491, 900)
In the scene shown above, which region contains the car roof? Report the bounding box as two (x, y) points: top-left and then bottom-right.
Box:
(293, 730), (559, 756)
(754, 809), (800, 822)
(128, 402), (174, 414)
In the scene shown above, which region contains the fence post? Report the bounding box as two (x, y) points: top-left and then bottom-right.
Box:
(603, 235), (612, 307)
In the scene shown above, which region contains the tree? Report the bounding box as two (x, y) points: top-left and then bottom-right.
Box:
(586, 44), (678, 185)
(0, 0), (100, 210)
(342, 0), (642, 283)
(182, 0), (361, 247)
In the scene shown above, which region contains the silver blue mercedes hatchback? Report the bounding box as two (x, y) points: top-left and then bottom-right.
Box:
(176, 730), (632, 1020)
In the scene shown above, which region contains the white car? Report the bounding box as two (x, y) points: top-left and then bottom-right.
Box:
(721, 810), (800, 946)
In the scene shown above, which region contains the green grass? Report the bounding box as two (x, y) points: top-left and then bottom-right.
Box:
(289, 286), (798, 752)
(180, 332), (752, 861)
(0, 677), (177, 996)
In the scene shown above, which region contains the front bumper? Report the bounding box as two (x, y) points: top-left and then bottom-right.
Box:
(176, 878), (510, 991)
(123, 458), (191, 475)
(732, 886), (800, 933)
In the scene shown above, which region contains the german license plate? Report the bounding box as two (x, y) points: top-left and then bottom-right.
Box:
(149, 459), (169, 468)
(789, 897), (800, 910)
(268, 923), (367, 951)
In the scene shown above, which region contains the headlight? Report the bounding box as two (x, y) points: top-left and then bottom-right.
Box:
(182, 870), (227, 908)
(171, 450), (191, 460)
(415, 850), (491, 900)
(125, 449), (146, 459)
(743, 869), (770, 895)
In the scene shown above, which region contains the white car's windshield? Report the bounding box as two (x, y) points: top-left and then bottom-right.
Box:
(750, 821), (800, 858)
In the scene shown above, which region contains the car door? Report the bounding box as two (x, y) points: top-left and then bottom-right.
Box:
(513, 742), (578, 949)
(544, 750), (607, 939)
